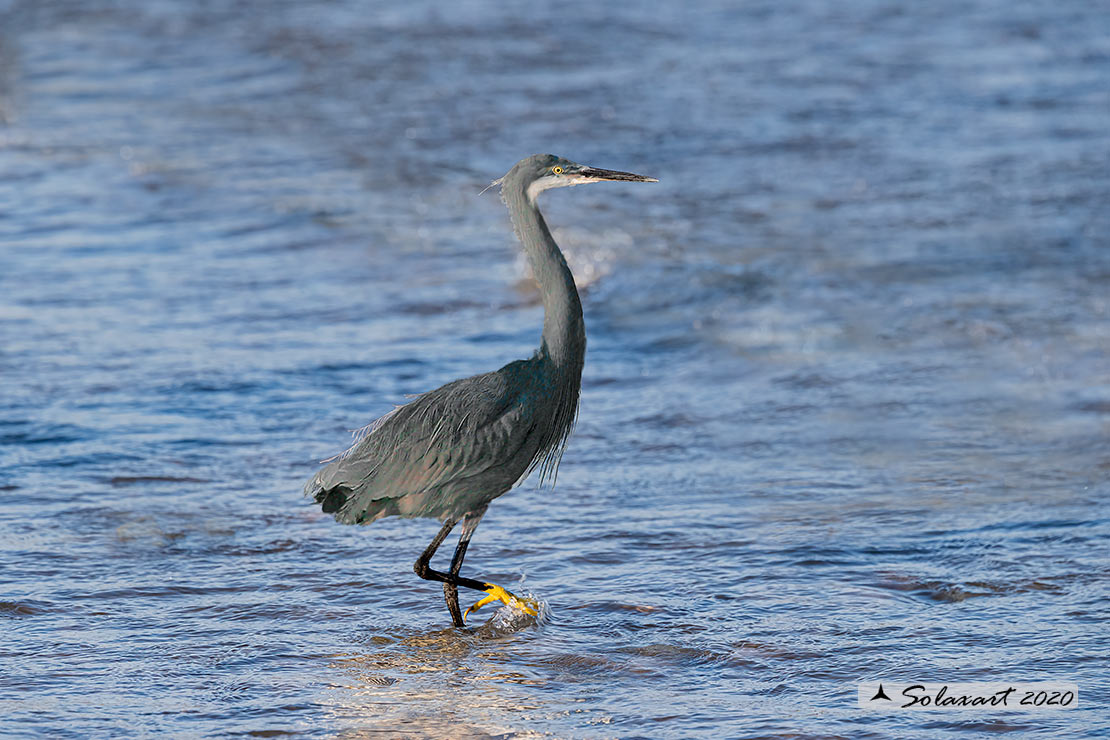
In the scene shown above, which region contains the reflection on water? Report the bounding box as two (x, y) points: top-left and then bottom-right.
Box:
(2, 0), (1108, 737)
(328, 622), (550, 739)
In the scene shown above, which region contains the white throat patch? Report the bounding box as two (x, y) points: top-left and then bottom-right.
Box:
(526, 174), (592, 202)
(526, 175), (559, 202)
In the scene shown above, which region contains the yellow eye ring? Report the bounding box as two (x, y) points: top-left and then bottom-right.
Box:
(552, 166), (563, 174)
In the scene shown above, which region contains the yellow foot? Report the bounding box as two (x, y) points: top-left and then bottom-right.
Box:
(463, 583), (539, 623)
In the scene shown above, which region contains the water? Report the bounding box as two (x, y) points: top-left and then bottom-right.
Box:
(1, 0), (1108, 737)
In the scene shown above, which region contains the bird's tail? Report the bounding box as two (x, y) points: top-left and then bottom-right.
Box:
(304, 472), (407, 525)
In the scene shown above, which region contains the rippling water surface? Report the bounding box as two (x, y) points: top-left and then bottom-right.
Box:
(2, 1), (1108, 737)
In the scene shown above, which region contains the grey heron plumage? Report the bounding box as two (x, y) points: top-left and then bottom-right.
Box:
(305, 153), (656, 626)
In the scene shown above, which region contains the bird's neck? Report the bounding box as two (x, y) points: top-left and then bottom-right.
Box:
(502, 183), (586, 369)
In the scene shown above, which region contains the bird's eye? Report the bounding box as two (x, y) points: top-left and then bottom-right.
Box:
(552, 166), (563, 174)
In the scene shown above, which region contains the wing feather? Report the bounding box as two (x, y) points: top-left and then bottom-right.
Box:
(305, 360), (537, 523)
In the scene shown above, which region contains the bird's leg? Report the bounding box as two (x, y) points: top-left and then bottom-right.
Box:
(442, 506), (487, 627)
(413, 517), (458, 582)
(414, 511), (539, 625)
(454, 506), (539, 623)
(413, 517), (500, 620)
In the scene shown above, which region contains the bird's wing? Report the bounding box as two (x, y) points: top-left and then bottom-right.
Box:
(305, 360), (536, 522)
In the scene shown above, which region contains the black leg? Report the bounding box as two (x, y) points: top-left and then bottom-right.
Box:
(414, 518), (457, 581)
(413, 513), (491, 623)
(443, 506), (488, 626)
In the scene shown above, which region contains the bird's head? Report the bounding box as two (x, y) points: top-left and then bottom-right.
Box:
(491, 154), (657, 201)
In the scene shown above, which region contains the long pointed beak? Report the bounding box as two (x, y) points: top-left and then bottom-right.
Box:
(577, 166), (658, 183)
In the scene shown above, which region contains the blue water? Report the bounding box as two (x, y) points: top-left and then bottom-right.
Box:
(2, 1), (1108, 737)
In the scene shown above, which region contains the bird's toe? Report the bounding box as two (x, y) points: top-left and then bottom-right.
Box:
(463, 583), (539, 622)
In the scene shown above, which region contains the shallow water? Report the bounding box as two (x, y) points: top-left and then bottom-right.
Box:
(1, 0), (1108, 737)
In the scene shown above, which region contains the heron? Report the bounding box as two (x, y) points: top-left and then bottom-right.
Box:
(305, 154), (657, 627)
